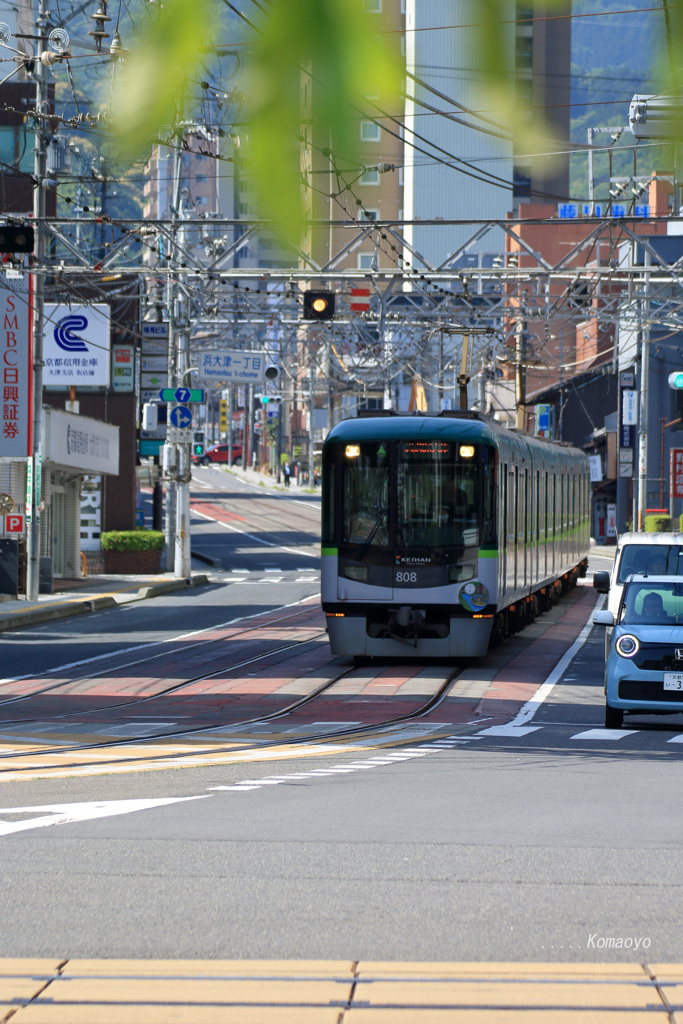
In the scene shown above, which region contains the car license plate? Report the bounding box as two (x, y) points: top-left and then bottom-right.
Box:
(664, 673), (683, 690)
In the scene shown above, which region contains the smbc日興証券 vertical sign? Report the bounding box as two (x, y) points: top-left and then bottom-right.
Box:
(0, 280), (32, 458)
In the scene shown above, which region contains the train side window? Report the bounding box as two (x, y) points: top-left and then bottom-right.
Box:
(482, 446), (496, 545)
(322, 446), (337, 545)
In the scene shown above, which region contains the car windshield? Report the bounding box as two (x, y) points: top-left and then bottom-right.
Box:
(620, 581), (683, 625)
(616, 544), (683, 583)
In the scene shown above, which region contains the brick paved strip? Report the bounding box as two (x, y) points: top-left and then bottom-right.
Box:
(473, 587), (599, 724)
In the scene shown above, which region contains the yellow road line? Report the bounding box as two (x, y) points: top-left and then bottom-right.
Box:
(0, 959), (673, 1023)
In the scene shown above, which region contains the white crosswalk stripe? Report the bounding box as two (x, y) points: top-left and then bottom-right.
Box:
(570, 728), (639, 740)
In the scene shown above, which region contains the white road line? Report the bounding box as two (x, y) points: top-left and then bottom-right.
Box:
(480, 593), (605, 732)
(0, 796), (207, 837)
(477, 725), (543, 738)
(207, 749), (432, 792)
(570, 728), (639, 740)
(193, 508), (318, 559)
(666, 735), (683, 743)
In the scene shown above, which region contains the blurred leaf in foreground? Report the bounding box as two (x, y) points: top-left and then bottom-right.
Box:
(246, 0), (401, 241)
(476, 0), (566, 178)
(113, 0), (212, 156)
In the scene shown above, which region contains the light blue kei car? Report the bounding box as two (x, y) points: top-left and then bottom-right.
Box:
(594, 575), (683, 730)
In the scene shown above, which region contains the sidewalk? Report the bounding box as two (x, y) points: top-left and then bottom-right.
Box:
(0, 570), (210, 632)
(218, 463), (321, 497)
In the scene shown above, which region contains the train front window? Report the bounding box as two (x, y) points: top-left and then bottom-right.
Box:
(341, 441), (390, 547)
(396, 440), (479, 549)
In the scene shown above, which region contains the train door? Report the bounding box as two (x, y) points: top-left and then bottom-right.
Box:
(528, 468), (532, 589)
(535, 470), (540, 585)
(515, 468), (520, 590)
(499, 463), (507, 600)
(508, 467), (516, 593)
(544, 472), (549, 578)
(551, 474), (557, 574)
(573, 474), (577, 560)
(560, 475), (566, 567)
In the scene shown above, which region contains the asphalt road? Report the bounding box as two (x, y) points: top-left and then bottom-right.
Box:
(1, 500), (681, 963)
(0, 467), (321, 680)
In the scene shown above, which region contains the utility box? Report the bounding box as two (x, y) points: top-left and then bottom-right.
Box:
(0, 539), (19, 596)
(39, 556), (53, 595)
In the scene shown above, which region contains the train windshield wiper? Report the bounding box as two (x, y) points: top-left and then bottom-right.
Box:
(402, 520), (432, 548)
(359, 507), (387, 555)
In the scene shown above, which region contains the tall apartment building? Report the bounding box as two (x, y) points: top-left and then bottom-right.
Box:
(301, 0), (571, 272)
(300, 0), (405, 273)
(513, 0), (571, 203)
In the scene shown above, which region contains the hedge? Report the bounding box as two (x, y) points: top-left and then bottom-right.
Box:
(643, 516), (671, 533)
(101, 529), (164, 552)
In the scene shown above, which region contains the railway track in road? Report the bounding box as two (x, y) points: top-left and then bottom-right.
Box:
(0, 590), (465, 775)
(0, 660), (464, 776)
(0, 604), (325, 716)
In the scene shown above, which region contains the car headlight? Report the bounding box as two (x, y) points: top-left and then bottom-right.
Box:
(615, 634), (639, 658)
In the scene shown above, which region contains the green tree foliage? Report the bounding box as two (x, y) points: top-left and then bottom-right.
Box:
(112, 0), (588, 237)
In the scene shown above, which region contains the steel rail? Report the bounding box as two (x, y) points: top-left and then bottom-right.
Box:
(0, 605), (324, 713)
(0, 666), (463, 775)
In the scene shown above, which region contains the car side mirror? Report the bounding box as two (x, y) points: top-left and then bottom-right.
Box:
(593, 609), (615, 627)
(593, 571), (610, 594)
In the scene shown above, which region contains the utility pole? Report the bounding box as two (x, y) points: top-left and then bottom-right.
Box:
(26, 0), (48, 601)
(163, 144), (182, 572)
(637, 252), (651, 529)
(515, 318), (526, 431)
(308, 359), (315, 486)
(173, 186), (191, 579)
(226, 385), (233, 461)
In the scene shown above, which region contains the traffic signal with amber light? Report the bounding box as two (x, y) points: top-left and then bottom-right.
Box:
(303, 290), (335, 321)
(0, 225), (34, 254)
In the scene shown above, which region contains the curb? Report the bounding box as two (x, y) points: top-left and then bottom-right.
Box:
(191, 549), (222, 568)
(0, 574), (210, 633)
(135, 575), (209, 600)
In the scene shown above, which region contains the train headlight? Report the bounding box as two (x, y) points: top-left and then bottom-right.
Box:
(345, 445), (360, 458)
(344, 565), (368, 582)
(449, 564), (474, 582)
(459, 445), (475, 458)
(616, 634), (639, 658)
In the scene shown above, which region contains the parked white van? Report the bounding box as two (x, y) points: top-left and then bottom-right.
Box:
(594, 532), (683, 624)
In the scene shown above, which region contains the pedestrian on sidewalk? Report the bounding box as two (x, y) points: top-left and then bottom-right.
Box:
(283, 461), (291, 487)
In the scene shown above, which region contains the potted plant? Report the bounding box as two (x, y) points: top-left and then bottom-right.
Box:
(101, 529), (164, 574)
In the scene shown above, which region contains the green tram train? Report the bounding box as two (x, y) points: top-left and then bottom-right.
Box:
(321, 411), (590, 657)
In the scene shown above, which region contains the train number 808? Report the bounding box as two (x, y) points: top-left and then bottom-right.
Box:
(395, 571), (418, 583)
